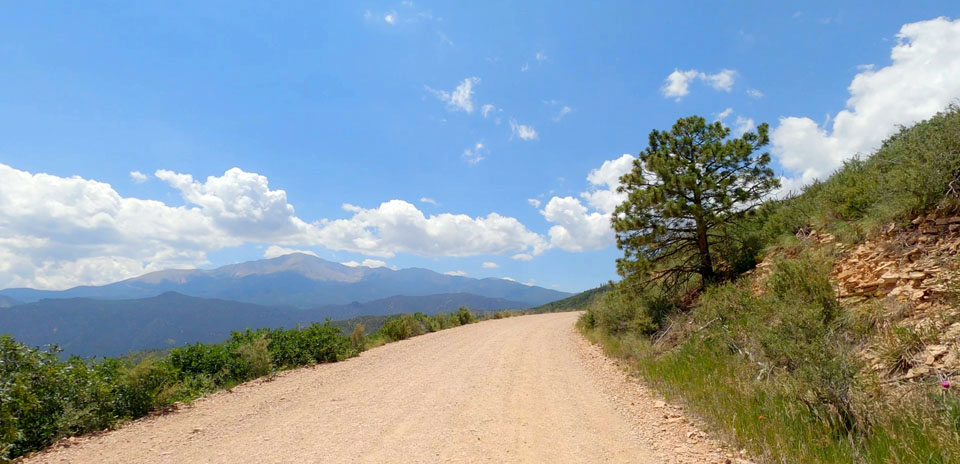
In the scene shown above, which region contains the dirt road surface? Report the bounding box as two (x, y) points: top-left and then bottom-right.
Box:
(23, 312), (733, 463)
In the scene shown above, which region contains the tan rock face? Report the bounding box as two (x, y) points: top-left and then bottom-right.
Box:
(820, 212), (960, 378)
(834, 213), (959, 303)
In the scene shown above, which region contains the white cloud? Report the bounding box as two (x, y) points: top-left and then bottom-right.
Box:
(444, 270), (467, 276)
(511, 253), (533, 261)
(0, 164), (552, 289)
(384, 12), (396, 24)
(661, 68), (737, 100)
(501, 276), (516, 282)
(747, 88), (764, 98)
(541, 196), (614, 252)
(481, 104), (496, 118)
(155, 168), (310, 241)
(264, 246), (318, 259)
(581, 154), (635, 213)
(661, 69), (700, 100)
(771, 17), (960, 191)
(732, 115), (756, 137)
(426, 77), (480, 113)
(314, 199), (548, 259)
(509, 120), (538, 140)
(704, 69), (736, 92)
(462, 142), (487, 165)
(535, 51), (548, 63)
(554, 106), (573, 121)
(342, 258), (388, 268)
(520, 63), (529, 72)
(527, 198), (541, 208)
(481, 261), (499, 269)
(716, 107), (734, 122)
(538, 153), (638, 251)
(129, 171), (148, 183)
(0, 164), (225, 289)
(419, 197), (438, 206)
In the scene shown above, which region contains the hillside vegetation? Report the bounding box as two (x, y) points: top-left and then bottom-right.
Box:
(530, 283), (613, 313)
(581, 106), (960, 463)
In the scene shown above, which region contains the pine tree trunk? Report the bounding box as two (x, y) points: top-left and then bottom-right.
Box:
(696, 219), (715, 286)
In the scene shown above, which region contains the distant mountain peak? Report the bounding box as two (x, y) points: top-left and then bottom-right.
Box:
(0, 254), (572, 308)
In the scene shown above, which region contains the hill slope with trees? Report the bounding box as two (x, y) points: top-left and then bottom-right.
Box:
(581, 106), (960, 463)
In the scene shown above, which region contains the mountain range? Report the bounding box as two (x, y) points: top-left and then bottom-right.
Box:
(0, 292), (532, 357)
(0, 253), (567, 308)
(0, 253), (571, 357)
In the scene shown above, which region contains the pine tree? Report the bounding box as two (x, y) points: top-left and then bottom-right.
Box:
(612, 115), (779, 287)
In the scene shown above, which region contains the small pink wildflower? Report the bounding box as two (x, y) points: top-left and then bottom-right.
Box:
(942, 380), (951, 389)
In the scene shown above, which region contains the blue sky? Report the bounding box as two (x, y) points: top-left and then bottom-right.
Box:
(1, 2), (959, 292)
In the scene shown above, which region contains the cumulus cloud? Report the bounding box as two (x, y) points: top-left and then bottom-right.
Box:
(384, 12), (396, 24)
(535, 51), (548, 63)
(527, 198), (541, 208)
(511, 253), (533, 261)
(747, 88), (764, 98)
(129, 171), (148, 183)
(341, 258), (388, 268)
(264, 246), (318, 259)
(155, 167), (311, 241)
(462, 142), (487, 165)
(481, 261), (499, 269)
(661, 69), (737, 100)
(444, 270), (467, 276)
(426, 77), (480, 113)
(580, 154), (635, 214)
(771, 17), (960, 191)
(0, 163), (223, 289)
(541, 196), (615, 252)
(509, 120), (538, 140)
(314, 199), (548, 259)
(538, 153), (638, 251)
(0, 164), (552, 289)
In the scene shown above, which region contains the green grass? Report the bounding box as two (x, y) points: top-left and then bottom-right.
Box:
(580, 260), (960, 462)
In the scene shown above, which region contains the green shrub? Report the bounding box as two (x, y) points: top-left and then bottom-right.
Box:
(0, 336), (121, 460)
(267, 322), (353, 367)
(235, 336), (273, 379)
(350, 323), (366, 349)
(379, 316), (416, 342)
(455, 306), (475, 325)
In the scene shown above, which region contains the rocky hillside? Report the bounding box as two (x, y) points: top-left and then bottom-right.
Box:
(824, 212), (960, 378)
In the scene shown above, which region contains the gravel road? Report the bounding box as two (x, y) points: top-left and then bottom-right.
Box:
(23, 312), (732, 463)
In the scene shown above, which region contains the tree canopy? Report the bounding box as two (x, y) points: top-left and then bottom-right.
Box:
(612, 115), (779, 288)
